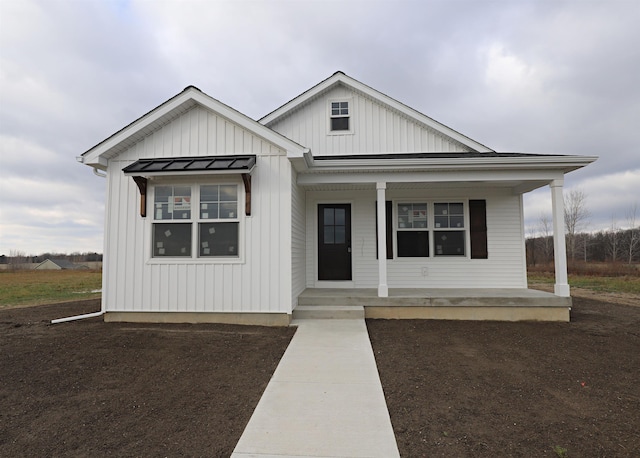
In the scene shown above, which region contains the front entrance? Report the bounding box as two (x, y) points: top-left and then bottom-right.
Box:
(317, 204), (352, 280)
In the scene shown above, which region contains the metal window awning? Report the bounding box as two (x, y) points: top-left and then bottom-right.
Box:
(122, 154), (256, 176)
(122, 155), (256, 217)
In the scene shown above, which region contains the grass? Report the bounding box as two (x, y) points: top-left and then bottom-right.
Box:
(0, 270), (102, 308)
(528, 272), (640, 295)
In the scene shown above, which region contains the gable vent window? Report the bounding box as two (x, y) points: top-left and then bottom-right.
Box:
(330, 101), (350, 132)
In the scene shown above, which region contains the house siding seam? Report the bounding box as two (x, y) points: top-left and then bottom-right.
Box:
(268, 86), (471, 156)
(102, 106), (293, 314)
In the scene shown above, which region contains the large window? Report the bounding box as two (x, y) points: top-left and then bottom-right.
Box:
(329, 100), (350, 132)
(391, 201), (469, 258)
(397, 203), (429, 257)
(433, 202), (465, 256)
(153, 184), (239, 259)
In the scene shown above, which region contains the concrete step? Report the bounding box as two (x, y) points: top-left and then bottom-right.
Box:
(292, 305), (365, 320)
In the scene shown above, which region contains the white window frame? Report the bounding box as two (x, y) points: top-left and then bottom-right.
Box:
(391, 199), (470, 260)
(146, 177), (245, 265)
(327, 98), (354, 135)
(396, 201), (429, 258)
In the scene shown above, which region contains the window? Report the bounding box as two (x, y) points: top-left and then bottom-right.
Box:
(152, 184), (239, 259)
(434, 203), (465, 256)
(153, 185), (192, 257)
(329, 100), (350, 132)
(397, 203), (429, 257)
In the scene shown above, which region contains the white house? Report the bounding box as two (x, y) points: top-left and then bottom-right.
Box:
(80, 72), (596, 324)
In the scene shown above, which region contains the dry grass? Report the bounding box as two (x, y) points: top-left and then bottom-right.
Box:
(0, 270), (102, 308)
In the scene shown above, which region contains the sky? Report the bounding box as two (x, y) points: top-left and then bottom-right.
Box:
(0, 0), (638, 256)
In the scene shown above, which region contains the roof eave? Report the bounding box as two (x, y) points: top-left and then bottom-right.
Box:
(260, 71), (494, 153)
(303, 155), (598, 173)
(81, 87), (307, 168)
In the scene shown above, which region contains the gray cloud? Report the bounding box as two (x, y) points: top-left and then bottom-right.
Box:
(1, 0), (638, 254)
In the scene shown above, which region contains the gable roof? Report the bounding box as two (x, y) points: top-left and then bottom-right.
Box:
(259, 71), (494, 153)
(80, 87), (308, 170)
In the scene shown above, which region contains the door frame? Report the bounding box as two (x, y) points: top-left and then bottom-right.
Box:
(314, 200), (354, 287)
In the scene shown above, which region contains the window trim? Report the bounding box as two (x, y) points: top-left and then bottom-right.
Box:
(388, 199), (472, 260)
(327, 98), (354, 135)
(146, 178), (245, 265)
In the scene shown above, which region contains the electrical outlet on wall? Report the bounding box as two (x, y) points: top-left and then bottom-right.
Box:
(421, 267), (428, 276)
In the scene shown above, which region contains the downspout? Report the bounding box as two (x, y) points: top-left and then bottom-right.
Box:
(53, 160), (107, 324)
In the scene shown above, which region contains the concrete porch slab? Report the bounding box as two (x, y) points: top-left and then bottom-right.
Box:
(297, 288), (572, 322)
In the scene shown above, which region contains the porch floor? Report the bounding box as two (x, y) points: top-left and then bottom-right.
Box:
(297, 288), (571, 321)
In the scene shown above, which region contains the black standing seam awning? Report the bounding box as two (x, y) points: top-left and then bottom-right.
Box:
(123, 155), (256, 218)
(122, 155), (256, 175)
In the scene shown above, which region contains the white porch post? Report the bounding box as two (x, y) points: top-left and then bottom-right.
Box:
(376, 182), (389, 297)
(550, 179), (570, 297)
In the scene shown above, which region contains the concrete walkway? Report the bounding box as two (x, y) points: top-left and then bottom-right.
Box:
(231, 318), (400, 457)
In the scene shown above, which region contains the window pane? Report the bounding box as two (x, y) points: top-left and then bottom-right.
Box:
(450, 216), (464, 228)
(331, 117), (349, 131)
(450, 203), (464, 215)
(199, 222), (239, 257)
(397, 231), (429, 257)
(200, 202), (218, 219)
(153, 223), (192, 257)
(335, 208), (345, 225)
(334, 226), (345, 244)
(434, 231), (465, 256)
(324, 208), (334, 224)
(219, 202), (237, 219)
(219, 185), (237, 201)
(434, 203), (448, 216)
(324, 226), (334, 244)
(434, 216), (449, 228)
(200, 185), (219, 201)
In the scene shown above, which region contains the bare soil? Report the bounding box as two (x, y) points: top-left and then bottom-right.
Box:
(3, 296), (639, 457)
(0, 300), (295, 457)
(368, 297), (640, 457)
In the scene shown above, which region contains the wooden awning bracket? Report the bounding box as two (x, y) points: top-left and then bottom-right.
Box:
(132, 176), (148, 217)
(242, 173), (252, 216)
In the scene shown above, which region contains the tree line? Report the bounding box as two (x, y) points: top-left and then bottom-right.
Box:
(0, 251), (103, 266)
(527, 190), (639, 265)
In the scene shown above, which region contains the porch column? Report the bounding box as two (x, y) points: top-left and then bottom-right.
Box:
(376, 182), (389, 297)
(550, 179), (570, 297)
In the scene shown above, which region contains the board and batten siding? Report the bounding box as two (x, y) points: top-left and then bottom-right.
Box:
(267, 85), (471, 156)
(305, 189), (526, 289)
(102, 105), (294, 314)
(291, 168), (306, 307)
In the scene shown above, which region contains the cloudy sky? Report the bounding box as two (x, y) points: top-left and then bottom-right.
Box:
(1, 0), (638, 255)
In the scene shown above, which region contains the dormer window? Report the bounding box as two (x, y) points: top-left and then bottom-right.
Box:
(329, 100), (351, 133)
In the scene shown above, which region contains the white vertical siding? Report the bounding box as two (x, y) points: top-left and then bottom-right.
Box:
(291, 168), (306, 306)
(268, 85), (471, 156)
(103, 106), (293, 314)
(304, 188), (527, 289)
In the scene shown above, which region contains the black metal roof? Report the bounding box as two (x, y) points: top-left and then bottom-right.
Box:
(313, 152), (564, 161)
(122, 155), (256, 174)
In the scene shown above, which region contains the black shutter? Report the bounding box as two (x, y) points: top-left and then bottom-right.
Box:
(469, 200), (488, 259)
(375, 201), (393, 259)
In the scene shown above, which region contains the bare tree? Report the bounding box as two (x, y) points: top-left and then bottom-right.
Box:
(564, 189), (590, 261)
(625, 202), (640, 264)
(8, 249), (28, 271)
(538, 212), (553, 263)
(606, 214), (621, 262)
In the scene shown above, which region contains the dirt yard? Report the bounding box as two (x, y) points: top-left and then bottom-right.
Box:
(0, 300), (295, 457)
(368, 297), (640, 457)
(2, 297), (639, 457)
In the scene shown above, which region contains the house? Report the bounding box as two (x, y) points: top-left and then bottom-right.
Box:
(35, 259), (88, 270)
(79, 72), (596, 324)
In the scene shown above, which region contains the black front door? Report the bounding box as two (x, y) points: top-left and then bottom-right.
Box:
(318, 204), (352, 280)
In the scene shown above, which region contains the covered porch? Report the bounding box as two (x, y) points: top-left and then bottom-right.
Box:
(296, 287), (572, 322)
